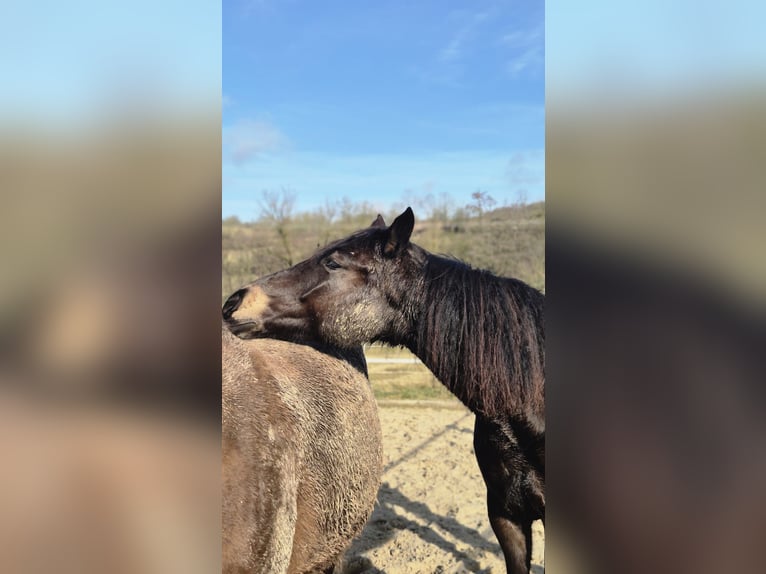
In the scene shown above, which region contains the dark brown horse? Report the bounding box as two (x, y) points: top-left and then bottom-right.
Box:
(222, 326), (382, 573)
(223, 209), (545, 573)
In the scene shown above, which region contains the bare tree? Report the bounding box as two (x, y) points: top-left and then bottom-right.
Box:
(317, 198), (340, 246)
(339, 196), (356, 222)
(514, 187), (528, 208)
(259, 188), (296, 266)
(466, 190), (496, 223)
(318, 197), (338, 225)
(432, 192), (455, 223)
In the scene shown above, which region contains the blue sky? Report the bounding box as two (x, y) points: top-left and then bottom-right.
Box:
(1, 0), (220, 123)
(547, 1), (766, 102)
(223, 0), (545, 219)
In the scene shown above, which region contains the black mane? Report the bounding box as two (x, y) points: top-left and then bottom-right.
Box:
(411, 254), (545, 419)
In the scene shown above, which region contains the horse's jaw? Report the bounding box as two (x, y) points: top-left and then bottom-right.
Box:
(224, 319), (265, 340)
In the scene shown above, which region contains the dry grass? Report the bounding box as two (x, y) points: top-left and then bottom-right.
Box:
(223, 202), (545, 298)
(223, 203), (544, 400)
(363, 345), (455, 401)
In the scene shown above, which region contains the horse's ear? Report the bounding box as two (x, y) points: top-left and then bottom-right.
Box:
(371, 214), (387, 228)
(384, 207), (414, 255)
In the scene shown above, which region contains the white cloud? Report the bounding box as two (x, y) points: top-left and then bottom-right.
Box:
(500, 24), (544, 77)
(439, 38), (463, 62)
(507, 46), (543, 76)
(224, 118), (288, 165)
(500, 25), (543, 48)
(438, 11), (491, 62)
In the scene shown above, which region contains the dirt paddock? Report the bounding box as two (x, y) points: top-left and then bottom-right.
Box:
(343, 401), (544, 574)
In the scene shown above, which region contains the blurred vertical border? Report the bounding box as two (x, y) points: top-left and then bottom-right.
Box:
(0, 1), (221, 573)
(546, 1), (766, 573)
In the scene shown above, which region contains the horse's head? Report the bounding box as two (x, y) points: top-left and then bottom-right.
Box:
(223, 208), (423, 348)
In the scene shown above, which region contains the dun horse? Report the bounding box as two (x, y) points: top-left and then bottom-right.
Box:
(222, 326), (382, 573)
(223, 209), (545, 573)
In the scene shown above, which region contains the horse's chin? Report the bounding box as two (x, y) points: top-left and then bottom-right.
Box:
(225, 319), (265, 339)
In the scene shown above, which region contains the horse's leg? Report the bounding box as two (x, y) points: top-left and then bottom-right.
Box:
(474, 415), (534, 573)
(487, 494), (532, 574)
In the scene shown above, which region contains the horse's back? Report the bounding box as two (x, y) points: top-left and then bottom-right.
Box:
(222, 328), (382, 574)
(222, 330), (298, 573)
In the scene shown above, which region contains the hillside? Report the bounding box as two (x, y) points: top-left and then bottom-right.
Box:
(223, 201), (544, 298)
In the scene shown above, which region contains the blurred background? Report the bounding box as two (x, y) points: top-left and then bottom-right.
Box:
(0, 1), (221, 573)
(546, 1), (766, 573)
(2, 0), (765, 572)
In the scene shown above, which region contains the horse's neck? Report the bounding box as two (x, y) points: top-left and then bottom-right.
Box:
(404, 259), (483, 412)
(402, 255), (544, 419)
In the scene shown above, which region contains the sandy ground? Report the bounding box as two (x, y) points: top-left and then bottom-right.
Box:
(343, 401), (544, 574)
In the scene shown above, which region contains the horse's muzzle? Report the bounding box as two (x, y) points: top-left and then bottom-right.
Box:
(222, 285), (273, 340)
(222, 288), (246, 320)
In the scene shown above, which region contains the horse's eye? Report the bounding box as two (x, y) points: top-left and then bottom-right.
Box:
(324, 259), (342, 270)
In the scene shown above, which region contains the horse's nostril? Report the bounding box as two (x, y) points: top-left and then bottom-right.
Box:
(222, 288), (246, 320)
